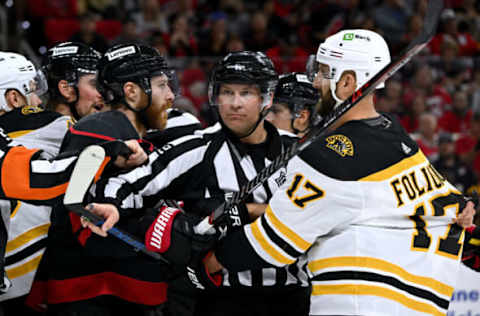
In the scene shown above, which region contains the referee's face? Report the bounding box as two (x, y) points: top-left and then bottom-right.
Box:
(217, 83), (263, 136)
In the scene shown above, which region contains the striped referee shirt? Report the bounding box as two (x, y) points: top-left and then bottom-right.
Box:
(95, 121), (310, 288)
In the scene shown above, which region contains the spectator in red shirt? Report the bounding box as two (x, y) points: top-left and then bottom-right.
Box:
(400, 94), (427, 133)
(456, 112), (480, 165)
(429, 9), (478, 56)
(266, 32), (309, 73)
(403, 64), (452, 117)
(438, 89), (473, 134)
(413, 112), (439, 160)
(167, 13), (198, 57)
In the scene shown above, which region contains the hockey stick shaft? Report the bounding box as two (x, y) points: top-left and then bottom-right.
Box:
(64, 143), (168, 262)
(194, 0), (444, 234)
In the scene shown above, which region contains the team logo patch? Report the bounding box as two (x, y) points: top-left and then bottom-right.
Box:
(21, 105), (44, 115)
(51, 46), (79, 56)
(106, 46), (136, 61)
(325, 134), (354, 157)
(343, 33), (354, 41)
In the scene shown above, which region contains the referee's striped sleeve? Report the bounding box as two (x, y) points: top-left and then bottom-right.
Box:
(0, 146), (78, 205)
(95, 133), (210, 212)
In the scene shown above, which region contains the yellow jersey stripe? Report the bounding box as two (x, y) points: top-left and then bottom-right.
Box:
(360, 151), (427, 182)
(6, 223), (50, 252)
(6, 254), (43, 279)
(10, 200), (21, 218)
(250, 219), (295, 265)
(7, 129), (33, 139)
(265, 205), (311, 251)
(308, 256), (453, 297)
(312, 284), (445, 316)
(469, 238), (480, 247)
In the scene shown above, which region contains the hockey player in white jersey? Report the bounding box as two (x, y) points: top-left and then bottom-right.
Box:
(0, 52), (44, 115)
(197, 29), (476, 316)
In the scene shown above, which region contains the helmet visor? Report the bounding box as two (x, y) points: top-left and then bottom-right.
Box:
(27, 70), (48, 97)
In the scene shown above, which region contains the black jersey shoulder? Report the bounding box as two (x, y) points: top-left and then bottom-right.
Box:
(59, 111), (139, 153)
(0, 106), (63, 133)
(298, 113), (420, 181)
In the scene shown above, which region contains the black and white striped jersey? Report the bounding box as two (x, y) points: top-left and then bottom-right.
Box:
(94, 121), (310, 288)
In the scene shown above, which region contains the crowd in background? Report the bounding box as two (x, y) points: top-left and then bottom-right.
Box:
(4, 0), (480, 195)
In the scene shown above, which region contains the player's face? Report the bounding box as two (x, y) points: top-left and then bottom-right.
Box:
(266, 102), (293, 133)
(312, 63), (337, 116)
(217, 83), (263, 137)
(146, 74), (174, 130)
(75, 74), (106, 118)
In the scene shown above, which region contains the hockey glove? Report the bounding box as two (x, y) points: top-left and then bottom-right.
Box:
(215, 202), (251, 240)
(142, 206), (216, 267)
(463, 225), (480, 272)
(186, 251), (223, 291)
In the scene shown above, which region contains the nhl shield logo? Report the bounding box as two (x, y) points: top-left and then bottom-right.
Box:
(325, 134), (354, 157)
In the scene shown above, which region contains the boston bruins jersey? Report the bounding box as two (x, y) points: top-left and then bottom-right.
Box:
(0, 105), (71, 300)
(216, 114), (466, 316)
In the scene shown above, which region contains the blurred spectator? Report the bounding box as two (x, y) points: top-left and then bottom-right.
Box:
(226, 36), (245, 53)
(219, 0), (250, 37)
(198, 13), (228, 57)
(412, 112), (439, 160)
(167, 14), (198, 57)
(403, 64), (452, 117)
(77, 0), (120, 19)
(111, 17), (146, 46)
(266, 32), (309, 73)
(373, 0), (411, 49)
(456, 113), (480, 167)
(244, 11), (276, 52)
(400, 94), (427, 133)
(69, 13), (109, 53)
(429, 8), (478, 56)
(438, 89), (473, 134)
(456, 0), (480, 41)
(469, 66), (480, 113)
(375, 79), (404, 115)
(432, 132), (476, 193)
(131, 0), (169, 37)
(149, 31), (169, 56)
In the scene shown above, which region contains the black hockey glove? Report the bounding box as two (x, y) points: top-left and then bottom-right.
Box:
(141, 206), (216, 267)
(463, 225), (480, 272)
(215, 202), (251, 239)
(186, 251), (223, 291)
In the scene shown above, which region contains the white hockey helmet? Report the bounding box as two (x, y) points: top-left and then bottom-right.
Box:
(307, 29), (391, 105)
(0, 52), (47, 112)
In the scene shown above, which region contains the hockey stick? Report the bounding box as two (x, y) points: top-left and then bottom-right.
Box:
(194, 0), (444, 234)
(63, 144), (168, 262)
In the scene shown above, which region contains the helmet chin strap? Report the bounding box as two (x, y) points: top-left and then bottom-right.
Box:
(329, 79), (344, 109)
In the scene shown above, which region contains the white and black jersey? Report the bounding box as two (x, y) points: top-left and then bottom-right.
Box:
(215, 114), (467, 316)
(95, 121), (310, 289)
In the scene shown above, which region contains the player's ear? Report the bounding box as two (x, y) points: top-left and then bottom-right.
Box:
(58, 79), (75, 101)
(5, 89), (26, 109)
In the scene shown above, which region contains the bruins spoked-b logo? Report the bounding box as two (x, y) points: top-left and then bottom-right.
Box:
(325, 134), (354, 157)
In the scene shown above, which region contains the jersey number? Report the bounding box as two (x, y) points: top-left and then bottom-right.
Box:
(286, 174), (324, 208)
(409, 191), (464, 259)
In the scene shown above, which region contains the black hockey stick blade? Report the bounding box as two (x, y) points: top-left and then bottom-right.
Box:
(194, 0), (444, 234)
(64, 145), (168, 262)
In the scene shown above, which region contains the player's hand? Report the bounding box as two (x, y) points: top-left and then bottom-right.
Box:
(186, 251), (223, 291)
(452, 201), (475, 228)
(113, 140), (147, 169)
(80, 203), (120, 237)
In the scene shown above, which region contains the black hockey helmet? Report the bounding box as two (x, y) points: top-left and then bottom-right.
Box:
(274, 72), (320, 116)
(96, 43), (177, 112)
(42, 42), (101, 118)
(43, 41), (100, 94)
(208, 51), (278, 110)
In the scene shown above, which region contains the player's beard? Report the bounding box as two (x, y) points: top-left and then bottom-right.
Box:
(316, 88), (337, 117)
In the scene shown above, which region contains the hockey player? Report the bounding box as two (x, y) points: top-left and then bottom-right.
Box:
(42, 41), (104, 119)
(196, 29), (477, 316)
(86, 51), (311, 316)
(29, 43), (179, 316)
(266, 72), (320, 137)
(0, 52), (43, 115)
